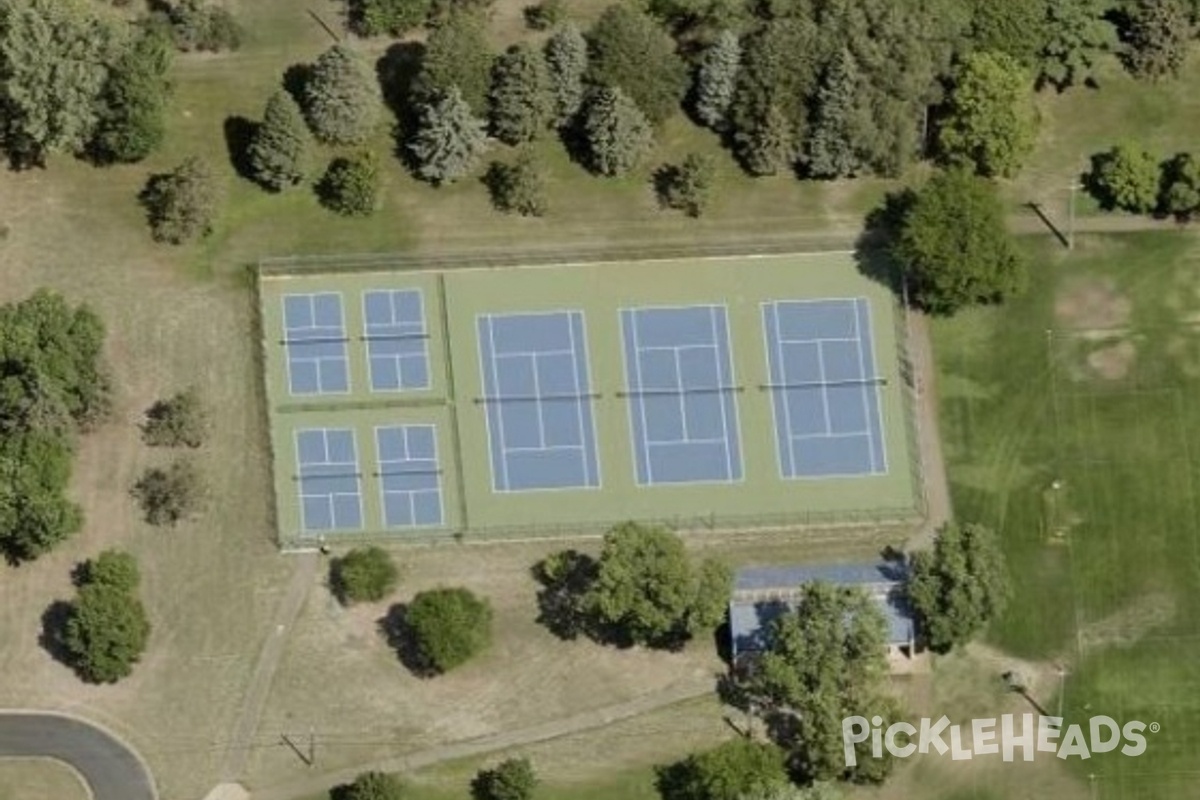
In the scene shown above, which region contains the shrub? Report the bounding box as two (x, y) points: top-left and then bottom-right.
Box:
(405, 587), (493, 673)
(339, 771), (406, 800)
(318, 152), (382, 216)
(471, 758), (538, 800)
(1161, 152), (1200, 219)
(523, 0), (564, 30)
(655, 153), (716, 218)
(485, 150), (548, 217)
(656, 739), (790, 800)
(1084, 142), (1162, 213)
(151, 0), (242, 53)
(140, 157), (219, 244)
(332, 546), (399, 604)
(142, 387), (207, 448)
(63, 582), (151, 684)
(348, 0), (432, 36)
(79, 549), (140, 593)
(132, 459), (204, 526)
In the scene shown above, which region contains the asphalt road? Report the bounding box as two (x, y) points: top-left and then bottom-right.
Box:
(0, 712), (155, 800)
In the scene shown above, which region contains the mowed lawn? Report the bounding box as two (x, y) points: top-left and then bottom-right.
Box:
(0, 759), (89, 800)
(933, 231), (1200, 799)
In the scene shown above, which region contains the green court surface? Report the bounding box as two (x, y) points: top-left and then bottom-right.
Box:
(258, 251), (922, 546)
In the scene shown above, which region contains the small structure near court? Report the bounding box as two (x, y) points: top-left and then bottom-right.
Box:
(728, 561), (916, 664)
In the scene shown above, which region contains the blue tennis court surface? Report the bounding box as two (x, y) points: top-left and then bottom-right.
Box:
(295, 428), (363, 531)
(477, 311), (601, 492)
(375, 425), (443, 527)
(620, 305), (743, 485)
(283, 293), (350, 395)
(363, 289), (431, 392)
(762, 298), (886, 478)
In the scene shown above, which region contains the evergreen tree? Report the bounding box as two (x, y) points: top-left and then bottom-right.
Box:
(937, 51), (1038, 179)
(586, 4), (688, 125)
(734, 103), (796, 177)
(140, 157), (219, 244)
(581, 86), (654, 177)
(409, 87), (490, 185)
(544, 23), (588, 126)
(693, 29), (740, 131)
(489, 42), (553, 145)
(807, 50), (865, 179)
(1122, 0), (1194, 81)
(416, 10), (492, 114)
(91, 28), (173, 164)
(248, 90), (311, 191)
(302, 44), (381, 145)
(656, 153), (717, 217)
(318, 152), (382, 216)
(485, 149), (548, 217)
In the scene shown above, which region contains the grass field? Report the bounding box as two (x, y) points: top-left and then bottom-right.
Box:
(933, 231), (1200, 799)
(0, 759), (88, 800)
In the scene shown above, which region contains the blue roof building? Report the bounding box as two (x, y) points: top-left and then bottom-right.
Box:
(728, 561), (915, 662)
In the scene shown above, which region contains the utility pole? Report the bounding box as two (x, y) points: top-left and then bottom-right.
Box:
(308, 726), (316, 767)
(1057, 663), (1069, 718)
(1068, 182), (1080, 250)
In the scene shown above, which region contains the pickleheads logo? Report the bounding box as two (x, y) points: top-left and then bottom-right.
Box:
(842, 714), (1157, 766)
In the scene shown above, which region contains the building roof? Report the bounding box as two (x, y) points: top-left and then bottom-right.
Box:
(728, 561), (913, 658)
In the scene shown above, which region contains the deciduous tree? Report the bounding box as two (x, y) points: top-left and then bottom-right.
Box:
(140, 157), (220, 244)
(656, 153), (717, 217)
(404, 587), (493, 673)
(91, 28), (173, 164)
(908, 522), (1009, 652)
(969, 0), (1048, 67)
(132, 458), (204, 526)
(0, 431), (82, 563)
(1036, 0), (1118, 90)
(586, 4), (688, 125)
(339, 771), (406, 800)
(485, 149), (548, 217)
(416, 10), (492, 114)
(656, 739), (790, 800)
(348, 0), (432, 36)
(1161, 151), (1200, 218)
(318, 152), (382, 216)
(937, 51), (1038, 178)
(471, 758), (538, 800)
(1084, 141), (1162, 212)
(1121, 0), (1194, 81)
(63, 557), (150, 684)
(142, 387), (207, 448)
(79, 549), (141, 593)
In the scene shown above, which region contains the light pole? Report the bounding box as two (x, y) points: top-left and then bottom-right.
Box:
(1057, 663), (1069, 718)
(1068, 182), (1080, 250)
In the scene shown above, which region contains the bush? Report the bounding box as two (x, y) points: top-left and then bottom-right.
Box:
(655, 153), (716, 217)
(79, 549), (140, 593)
(523, 0), (564, 30)
(348, 0), (432, 36)
(63, 582), (151, 684)
(142, 387), (207, 448)
(471, 758), (538, 800)
(140, 157), (220, 244)
(1161, 152), (1200, 219)
(151, 0), (242, 53)
(405, 587), (493, 673)
(485, 150), (548, 217)
(1084, 142), (1163, 213)
(332, 547), (399, 604)
(318, 152), (381, 216)
(132, 459), (204, 526)
(656, 740), (790, 800)
(338, 771), (406, 800)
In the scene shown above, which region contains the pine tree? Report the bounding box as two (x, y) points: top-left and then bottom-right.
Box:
(544, 23), (587, 126)
(319, 152), (382, 216)
(409, 87), (490, 185)
(248, 90), (311, 191)
(489, 42), (553, 145)
(302, 44), (381, 145)
(807, 50), (864, 179)
(486, 149), (548, 217)
(416, 10), (492, 115)
(586, 5), (688, 125)
(735, 103), (796, 177)
(693, 29), (740, 131)
(581, 86), (654, 178)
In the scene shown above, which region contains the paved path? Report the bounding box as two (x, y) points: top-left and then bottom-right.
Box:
(220, 552), (321, 781)
(250, 674), (716, 800)
(0, 712), (156, 800)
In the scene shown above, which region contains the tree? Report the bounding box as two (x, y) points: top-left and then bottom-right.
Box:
(544, 23), (588, 126)
(348, 0), (432, 36)
(339, 771), (406, 800)
(806, 50), (866, 179)
(132, 458), (204, 526)
(738, 783), (842, 800)
(1084, 141), (1162, 212)
(890, 169), (1028, 315)
(63, 578), (151, 684)
(485, 149), (548, 216)
(587, 522), (732, 648)
(142, 387), (207, 448)
(91, 28), (173, 164)
(581, 86), (655, 177)
(586, 4), (688, 125)
(1161, 151), (1200, 218)
(79, 549), (140, 593)
(734, 104), (796, 177)
(743, 582), (897, 783)
(0, 431), (82, 563)
(0, 0), (124, 166)
(409, 87), (490, 185)
(404, 587), (493, 673)
(150, 0), (241, 53)
(1036, 0), (1118, 90)
(140, 157), (219, 244)
(656, 153), (717, 217)
(489, 43), (553, 145)
(656, 740), (790, 800)
(332, 546), (399, 604)
(471, 758), (538, 800)
(302, 44), (381, 145)
(1121, 0), (1194, 81)
(969, 0), (1049, 67)
(416, 10), (493, 114)
(937, 51), (1038, 179)
(908, 522), (1008, 652)
(693, 30), (741, 131)
(249, 91), (311, 191)
(319, 152), (382, 216)
(523, 0), (565, 31)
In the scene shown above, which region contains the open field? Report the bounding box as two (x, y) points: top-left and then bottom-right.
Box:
(0, 759), (89, 800)
(933, 232), (1200, 799)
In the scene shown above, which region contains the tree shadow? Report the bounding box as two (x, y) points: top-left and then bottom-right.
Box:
(39, 600), (75, 668)
(282, 62), (314, 107)
(377, 603), (438, 678)
(531, 550), (604, 641)
(223, 116), (258, 182)
(853, 187), (916, 298)
(376, 41), (427, 168)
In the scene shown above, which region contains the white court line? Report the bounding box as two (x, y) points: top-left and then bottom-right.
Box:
(493, 346), (578, 360)
(624, 310), (655, 485)
(790, 431), (873, 441)
(815, 339), (833, 435)
(670, 346), (688, 445)
(769, 305), (798, 477)
(478, 315), (510, 492)
(858, 297), (889, 475)
(504, 444), (585, 453)
(850, 300), (877, 472)
(575, 311), (603, 489)
(709, 306), (735, 480)
(565, 313), (592, 485)
(776, 335), (861, 345)
(645, 435), (727, 446)
(531, 353), (547, 449)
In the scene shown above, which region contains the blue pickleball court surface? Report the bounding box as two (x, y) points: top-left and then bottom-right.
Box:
(363, 289), (431, 392)
(375, 424), (444, 527)
(761, 298), (887, 478)
(620, 305), (743, 485)
(476, 311), (602, 492)
(294, 427), (363, 531)
(283, 293), (350, 395)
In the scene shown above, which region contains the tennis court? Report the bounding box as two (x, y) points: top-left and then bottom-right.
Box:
(363, 289), (430, 392)
(283, 293), (350, 395)
(476, 310), (602, 492)
(762, 298), (887, 478)
(375, 424), (444, 527)
(295, 427), (363, 531)
(619, 305), (743, 485)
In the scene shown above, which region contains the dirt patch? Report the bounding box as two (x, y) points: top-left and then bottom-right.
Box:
(1085, 339), (1137, 380)
(1055, 275), (1132, 331)
(1078, 592), (1176, 652)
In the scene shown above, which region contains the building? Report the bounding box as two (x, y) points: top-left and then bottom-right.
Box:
(728, 561), (916, 663)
